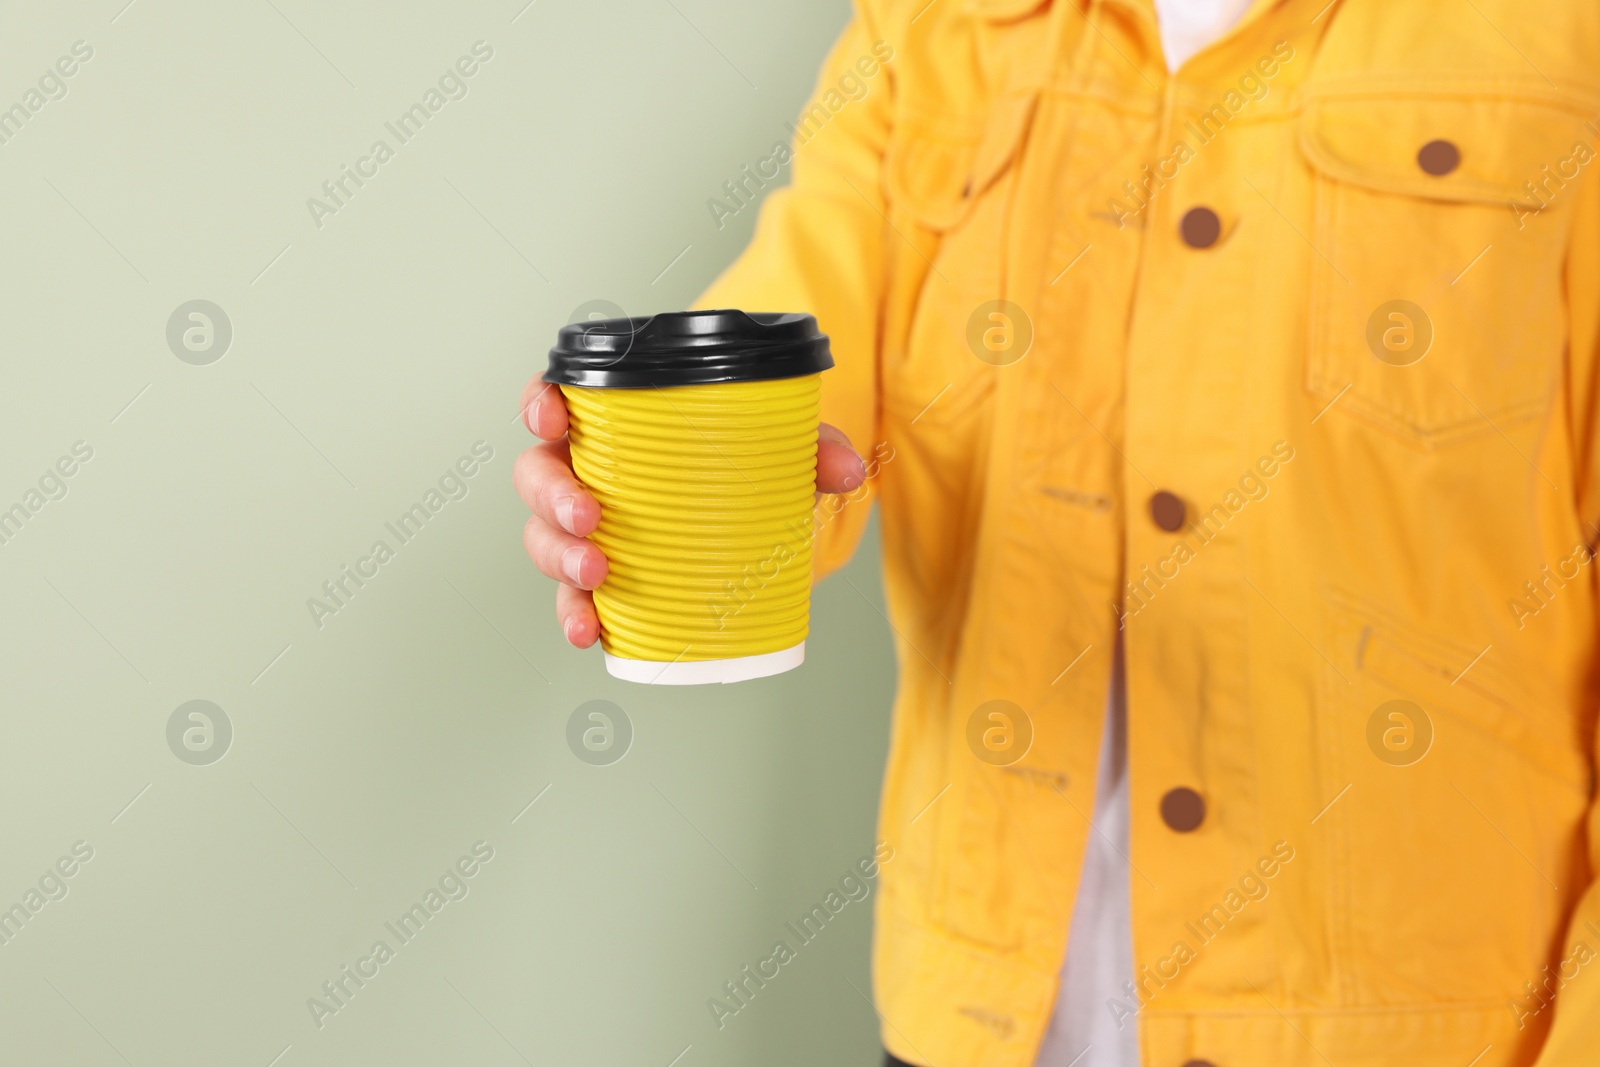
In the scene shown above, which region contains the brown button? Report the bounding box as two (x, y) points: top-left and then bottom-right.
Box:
(1149, 491), (1186, 532)
(1182, 1061), (1219, 1067)
(1417, 139), (1460, 176)
(1161, 787), (1206, 832)
(1179, 206), (1221, 248)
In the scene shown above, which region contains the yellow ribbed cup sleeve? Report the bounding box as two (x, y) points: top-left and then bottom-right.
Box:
(561, 375), (820, 662)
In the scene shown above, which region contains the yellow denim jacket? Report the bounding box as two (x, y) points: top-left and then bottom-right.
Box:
(697, 0), (1600, 1063)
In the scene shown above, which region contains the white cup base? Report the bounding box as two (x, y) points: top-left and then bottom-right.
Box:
(603, 641), (805, 685)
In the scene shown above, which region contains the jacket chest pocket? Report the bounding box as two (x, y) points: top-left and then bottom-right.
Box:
(880, 91), (1035, 431)
(1299, 90), (1593, 447)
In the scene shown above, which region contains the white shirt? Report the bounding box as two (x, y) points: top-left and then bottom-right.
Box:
(1152, 0), (1255, 71)
(1032, 5), (1252, 1066)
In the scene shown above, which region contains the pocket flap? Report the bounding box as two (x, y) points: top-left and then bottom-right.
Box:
(1299, 89), (1597, 207)
(885, 91), (1036, 231)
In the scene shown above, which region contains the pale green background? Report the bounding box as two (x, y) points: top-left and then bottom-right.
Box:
(0, 2), (899, 1064)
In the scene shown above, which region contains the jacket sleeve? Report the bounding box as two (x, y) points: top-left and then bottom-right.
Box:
(1534, 125), (1600, 1066)
(691, 6), (893, 582)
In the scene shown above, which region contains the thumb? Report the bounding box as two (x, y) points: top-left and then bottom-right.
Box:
(816, 423), (867, 495)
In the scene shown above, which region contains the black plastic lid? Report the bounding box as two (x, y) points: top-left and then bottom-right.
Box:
(545, 309), (833, 388)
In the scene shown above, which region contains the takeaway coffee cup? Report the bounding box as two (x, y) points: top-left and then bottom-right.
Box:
(544, 310), (834, 684)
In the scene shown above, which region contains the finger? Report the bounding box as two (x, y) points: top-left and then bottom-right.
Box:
(557, 583), (601, 648)
(816, 423), (867, 495)
(523, 514), (609, 590)
(520, 377), (570, 440)
(513, 442), (601, 537)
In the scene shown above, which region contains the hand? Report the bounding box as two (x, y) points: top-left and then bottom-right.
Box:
(514, 375), (868, 648)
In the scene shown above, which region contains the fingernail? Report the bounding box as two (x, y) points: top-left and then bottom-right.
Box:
(562, 616), (578, 644)
(529, 401), (542, 432)
(562, 544), (588, 586)
(554, 494), (577, 534)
